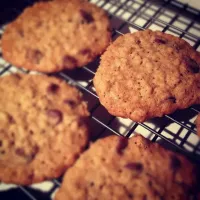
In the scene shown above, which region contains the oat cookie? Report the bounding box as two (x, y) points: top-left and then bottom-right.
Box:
(94, 30), (200, 122)
(2, 0), (111, 72)
(0, 74), (90, 185)
(55, 134), (197, 200)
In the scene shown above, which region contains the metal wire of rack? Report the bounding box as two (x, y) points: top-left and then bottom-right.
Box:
(0, 0), (200, 199)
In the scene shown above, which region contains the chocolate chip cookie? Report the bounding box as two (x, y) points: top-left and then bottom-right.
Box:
(93, 30), (200, 122)
(0, 74), (90, 185)
(2, 0), (111, 72)
(55, 134), (197, 200)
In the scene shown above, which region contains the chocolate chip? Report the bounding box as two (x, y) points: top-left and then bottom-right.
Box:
(107, 26), (112, 32)
(16, 145), (39, 162)
(128, 193), (133, 198)
(90, 182), (94, 187)
(170, 155), (181, 171)
(0, 140), (2, 147)
(18, 30), (24, 37)
(36, 21), (42, 28)
(80, 9), (94, 24)
(184, 57), (199, 73)
(63, 55), (77, 69)
(33, 145), (39, 154)
(26, 49), (43, 64)
(148, 180), (152, 187)
(10, 116), (15, 124)
(34, 50), (43, 64)
(64, 99), (76, 107)
(47, 109), (63, 125)
(28, 173), (34, 181)
(136, 40), (141, 45)
(15, 148), (26, 157)
(6, 114), (15, 124)
(125, 162), (143, 172)
(47, 83), (59, 93)
(168, 96), (176, 103)
(80, 49), (92, 57)
(116, 137), (128, 154)
(154, 38), (167, 44)
(173, 44), (182, 52)
(0, 150), (5, 154)
(27, 145), (39, 162)
(143, 194), (147, 200)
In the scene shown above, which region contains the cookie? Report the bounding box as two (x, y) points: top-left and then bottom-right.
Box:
(2, 0), (111, 72)
(93, 29), (200, 122)
(0, 73), (90, 185)
(196, 114), (200, 137)
(55, 134), (197, 200)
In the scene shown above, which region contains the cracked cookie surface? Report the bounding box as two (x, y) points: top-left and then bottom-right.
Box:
(94, 30), (200, 122)
(2, 0), (111, 72)
(55, 134), (197, 200)
(0, 74), (89, 185)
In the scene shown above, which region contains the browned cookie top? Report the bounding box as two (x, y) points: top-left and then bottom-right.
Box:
(55, 134), (197, 200)
(94, 30), (200, 122)
(0, 74), (90, 185)
(2, 0), (111, 72)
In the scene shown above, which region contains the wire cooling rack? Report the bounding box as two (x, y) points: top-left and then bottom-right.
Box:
(0, 0), (200, 199)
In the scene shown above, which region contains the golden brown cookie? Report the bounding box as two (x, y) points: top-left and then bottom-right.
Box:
(94, 30), (200, 122)
(55, 134), (197, 200)
(2, 0), (111, 72)
(0, 74), (90, 185)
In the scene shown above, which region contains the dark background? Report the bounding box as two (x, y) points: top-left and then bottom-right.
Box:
(0, 0), (50, 25)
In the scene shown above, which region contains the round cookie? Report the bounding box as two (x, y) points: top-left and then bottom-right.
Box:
(2, 0), (111, 72)
(93, 30), (200, 122)
(0, 74), (90, 185)
(55, 134), (197, 200)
